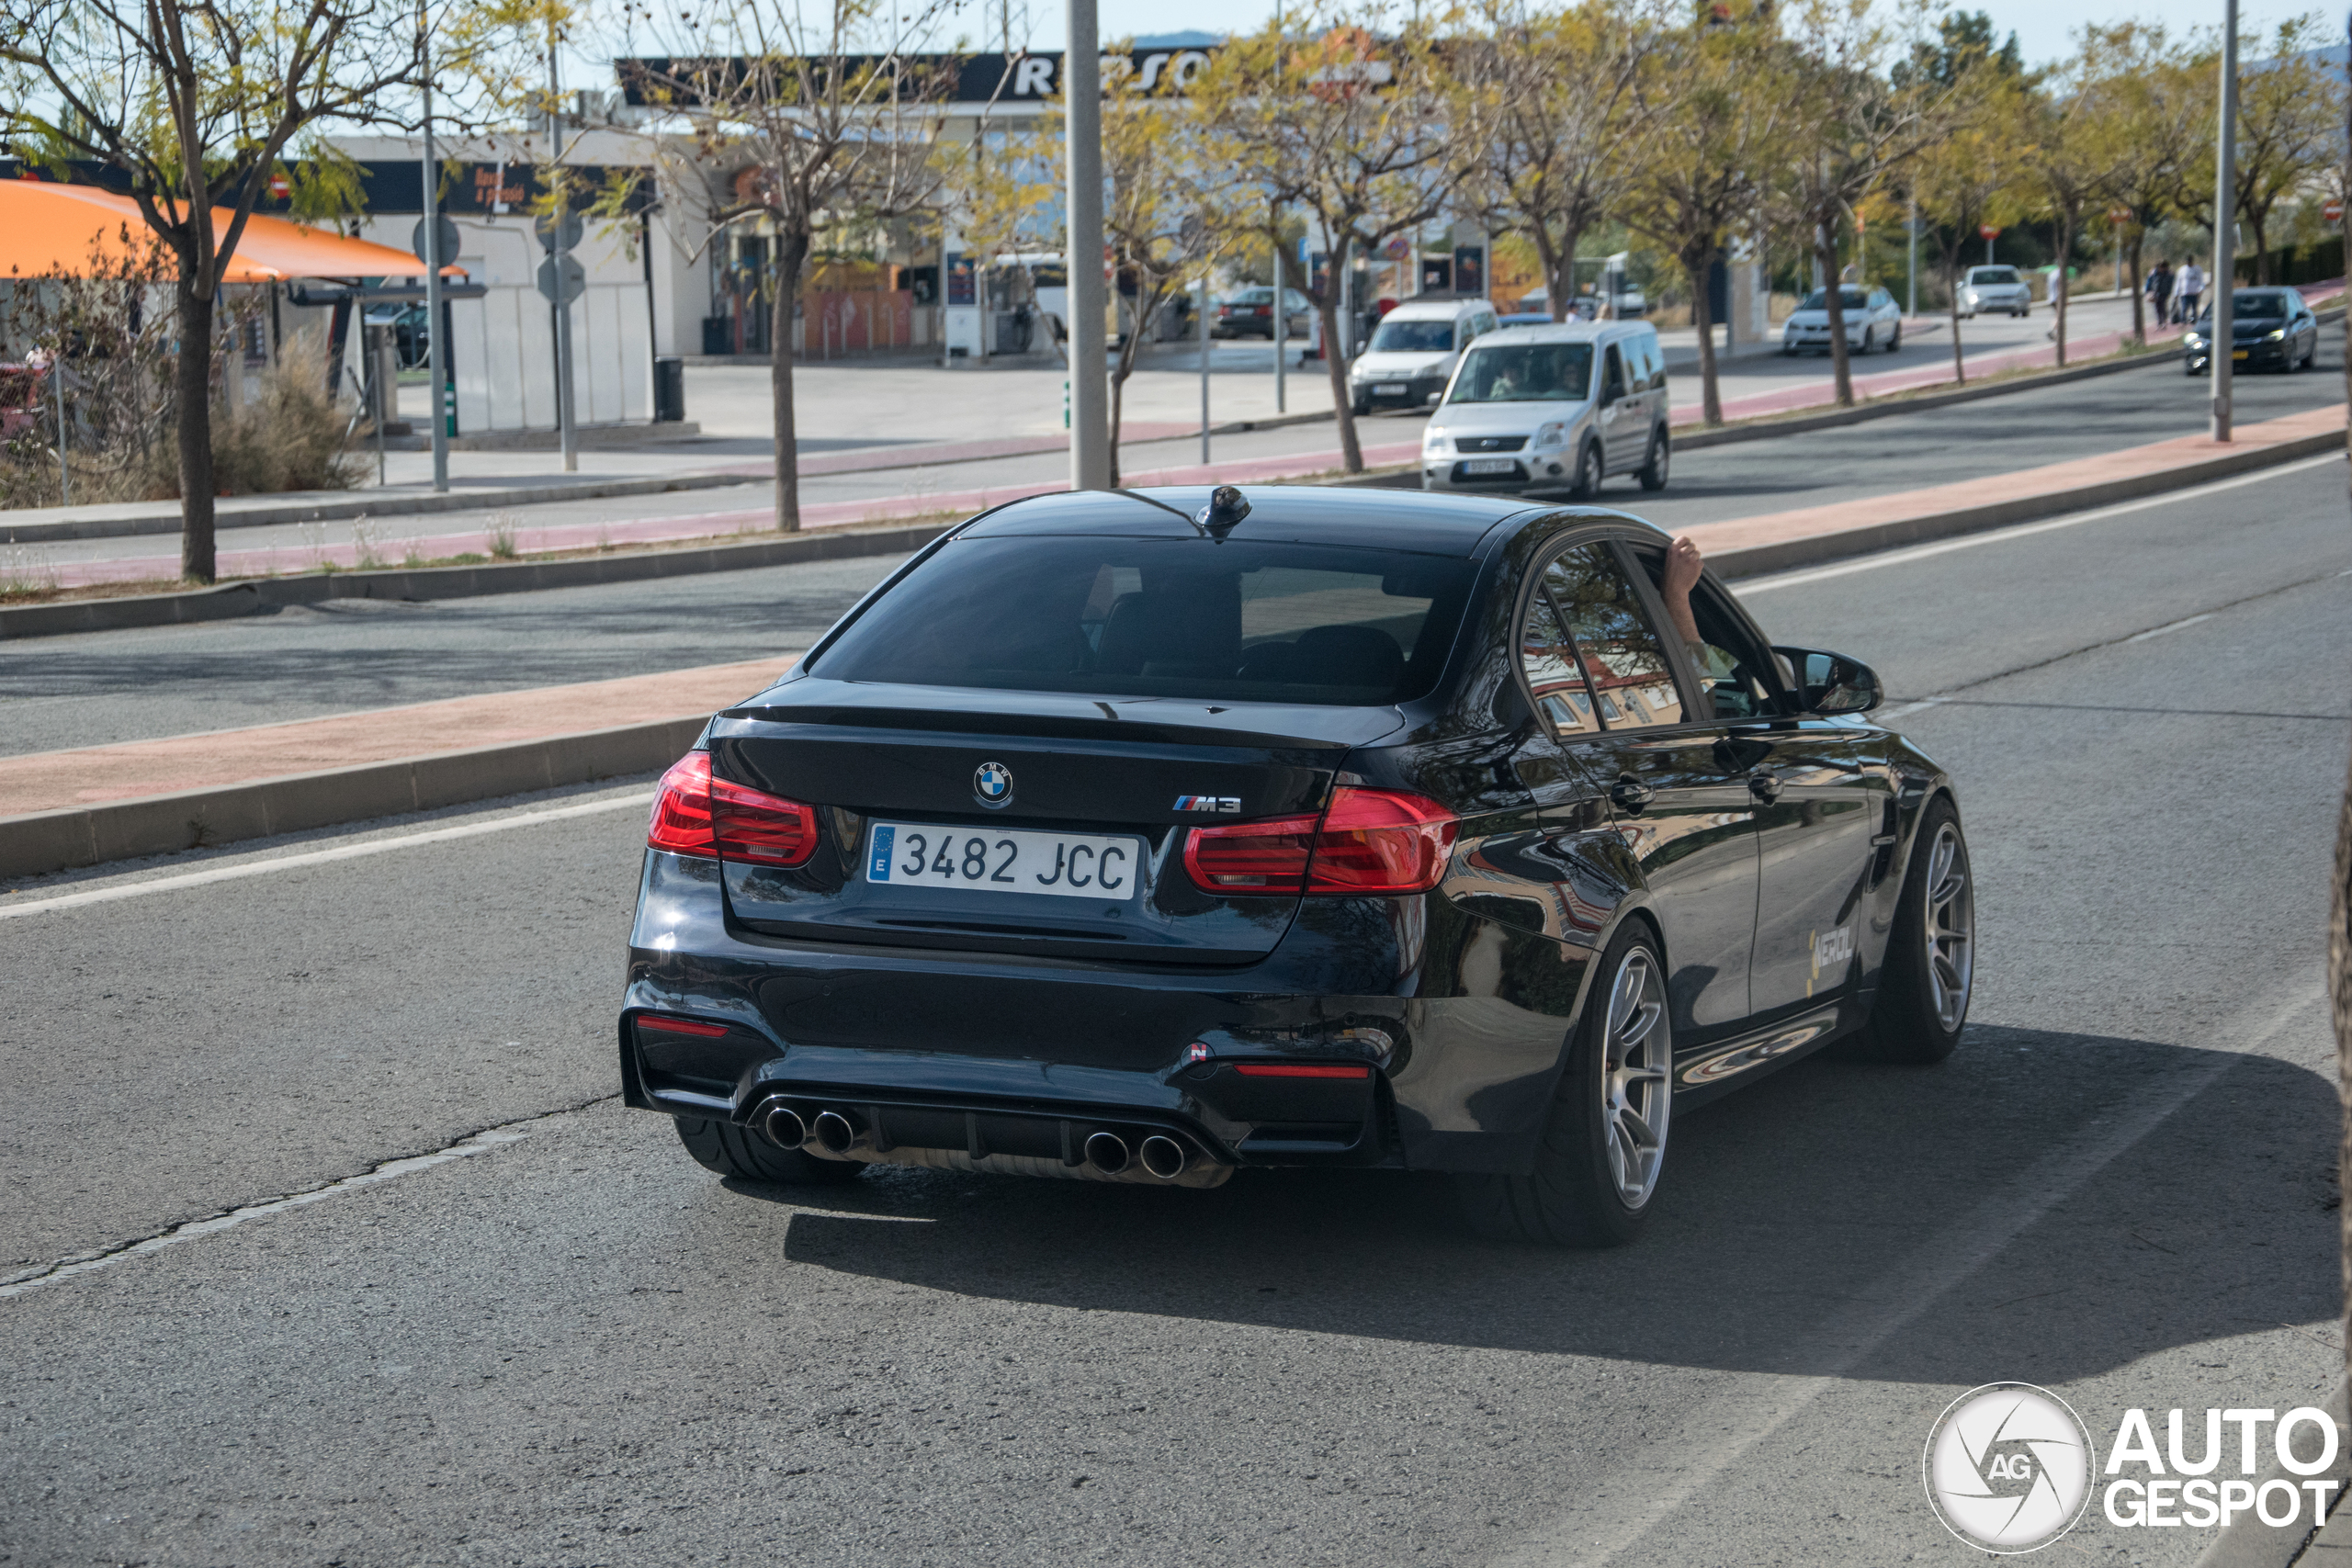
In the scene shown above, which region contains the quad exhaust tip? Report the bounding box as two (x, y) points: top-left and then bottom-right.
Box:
(752, 1097), (808, 1151)
(1082, 1131), (1131, 1174)
(1138, 1134), (1190, 1180)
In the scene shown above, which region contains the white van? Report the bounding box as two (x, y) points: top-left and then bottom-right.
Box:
(1420, 320), (1671, 498)
(1347, 296), (1499, 415)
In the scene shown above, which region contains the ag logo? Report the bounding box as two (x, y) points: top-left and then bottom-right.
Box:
(973, 761), (1014, 808)
(1923, 1382), (2095, 1553)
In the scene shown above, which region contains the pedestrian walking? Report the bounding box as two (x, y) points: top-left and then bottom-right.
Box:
(2177, 259), (2204, 325)
(2146, 260), (2174, 327)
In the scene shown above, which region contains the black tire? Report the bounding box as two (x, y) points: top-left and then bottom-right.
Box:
(1887, 324), (1902, 353)
(1570, 441), (1602, 500)
(1455, 922), (1671, 1247)
(1351, 394), (1371, 417)
(673, 1116), (866, 1185)
(1845, 797), (1973, 1065)
(1637, 428), (1669, 491)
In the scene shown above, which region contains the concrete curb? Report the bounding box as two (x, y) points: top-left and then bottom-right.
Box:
(0, 468), (763, 545)
(0, 519), (956, 640)
(1702, 424), (2346, 581)
(0, 716), (704, 881)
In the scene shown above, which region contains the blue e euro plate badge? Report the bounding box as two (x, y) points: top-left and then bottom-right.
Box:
(869, 824), (897, 881)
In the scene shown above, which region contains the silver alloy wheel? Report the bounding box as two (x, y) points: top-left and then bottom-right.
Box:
(1922, 821), (1975, 1030)
(1600, 947), (1671, 1208)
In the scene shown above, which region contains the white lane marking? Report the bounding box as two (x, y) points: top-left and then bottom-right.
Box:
(1871, 696), (1950, 722)
(2124, 612), (2216, 643)
(1487, 977), (2329, 1568)
(0, 1102), (605, 1299)
(1736, 450), (2346, 593)
(0, 791), (654, 921)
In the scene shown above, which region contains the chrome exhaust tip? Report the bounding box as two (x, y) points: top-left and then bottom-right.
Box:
(751, 1097), (808, 1151)
(1138, 1134), (1190, 1180)
(811, 1109), (865, 1155)
(1082, 1130), (1131, 1174)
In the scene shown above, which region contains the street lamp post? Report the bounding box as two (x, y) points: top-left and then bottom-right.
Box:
(2211, 0), (2238, 443)
(420, 0), (448, 493)
(1064, 0), (1110, 491)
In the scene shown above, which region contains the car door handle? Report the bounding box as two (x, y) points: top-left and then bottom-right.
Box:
(1609, 773), (1654, 814)
(1747, 770), (1782, 804)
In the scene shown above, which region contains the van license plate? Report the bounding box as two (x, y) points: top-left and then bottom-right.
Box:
(1462, 457), (1518, 475)
(867, 823), (1145, 899)
(1375, 383), (1408, 394)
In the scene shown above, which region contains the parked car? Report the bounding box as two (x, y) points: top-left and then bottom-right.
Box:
(1781, 285), (1905, 355)
(1422, 319), (1670, 499)
(1957, 265), (2030, 319)
(1213, 287), (1312, 340)
(625, 484), (1971, 1247)
(1347, 296), (1499, 414)
(2183, 287), (2319, 376)
(1517, 285), (1641, 320)
(363, 302), (431, 369)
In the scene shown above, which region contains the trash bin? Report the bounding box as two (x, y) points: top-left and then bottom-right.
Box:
(700, 316), (731, 356)
(653, 355), (685, 423)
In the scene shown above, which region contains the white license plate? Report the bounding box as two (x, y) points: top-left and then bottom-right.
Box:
(1374, 383), (1408, 394)
(866, 822), (1146, 899)
(1461, 457), (1519, 475)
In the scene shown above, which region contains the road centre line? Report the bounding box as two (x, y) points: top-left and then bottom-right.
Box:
(1487, 976), (2331, 1568)
(1734, 451), (2346, 594)
(2125, 612), (2217, 643)
(0, 791), (654, 921)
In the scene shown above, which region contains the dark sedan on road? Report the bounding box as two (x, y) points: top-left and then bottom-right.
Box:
(620, 486), (1973, 1246)
(2184, 288), (2319, 375)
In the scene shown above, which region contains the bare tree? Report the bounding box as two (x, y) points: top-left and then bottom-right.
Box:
(2, 0), (418, 581)
(1192, 6), (1463, 474)
(1455, 0), (1659, 324)
(619, 2), (956, 531)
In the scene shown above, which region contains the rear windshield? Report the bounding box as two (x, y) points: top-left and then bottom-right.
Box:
(1446, 343), (1593, 402)
(812, 537), (1476, 705)
(1370, 318), (1455, 353)
(1969, 267), (2022, 285)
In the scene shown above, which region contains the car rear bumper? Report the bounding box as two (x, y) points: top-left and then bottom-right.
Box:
(622, 847), (1596, 1176)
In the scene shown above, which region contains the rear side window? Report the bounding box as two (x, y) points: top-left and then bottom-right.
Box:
(1540, 545), (1686, 728)
(1520, 588), (1600, 733)
(811, 537), (1477, 706)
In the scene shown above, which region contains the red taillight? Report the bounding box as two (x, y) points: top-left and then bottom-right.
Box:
(1183, 786), (1456, 897)
(1306, 786), (1457, 894)
(638, 1014), (729, 1037)
(646, 750), (820, 868)
(1234, 1063), (1371, 1078)
(1182, 811), (1318, 891)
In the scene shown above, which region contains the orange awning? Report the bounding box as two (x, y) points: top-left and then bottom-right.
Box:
(0, 177), (453, 282)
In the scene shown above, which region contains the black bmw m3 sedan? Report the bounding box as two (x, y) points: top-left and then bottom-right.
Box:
(620, 484), (1973, 1246)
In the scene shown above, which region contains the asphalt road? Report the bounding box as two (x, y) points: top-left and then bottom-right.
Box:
(4, 451), (2347, 1565)
(7, 344), (2346, 758)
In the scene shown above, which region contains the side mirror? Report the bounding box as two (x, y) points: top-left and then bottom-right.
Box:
(1772, 645), (1882, 716)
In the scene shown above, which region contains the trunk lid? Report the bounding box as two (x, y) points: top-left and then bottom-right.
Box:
(707, 682), (1406, 964)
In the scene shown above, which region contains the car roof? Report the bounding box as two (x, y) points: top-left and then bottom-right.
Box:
(1381, 297), (1491, 321)
(1473, 320), (1650, 344)
(956, 485), (1544, 557)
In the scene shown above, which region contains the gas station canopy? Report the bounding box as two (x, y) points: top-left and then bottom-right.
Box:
(0, 178), (451, 282)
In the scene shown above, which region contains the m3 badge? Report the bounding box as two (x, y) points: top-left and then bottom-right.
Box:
(1173, 795), (1241, 814)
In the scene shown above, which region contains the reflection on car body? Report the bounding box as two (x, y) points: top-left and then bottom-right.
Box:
(624, 485), (1974, 1247)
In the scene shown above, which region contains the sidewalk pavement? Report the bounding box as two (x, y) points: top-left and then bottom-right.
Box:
(5, 399), (2342, 838)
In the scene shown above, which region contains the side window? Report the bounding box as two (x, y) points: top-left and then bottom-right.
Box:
(1541, 545), (1687, 728)
(1601, 345), (1626, 400)
(1519, 585), (1600, 734)
(1625, 543), (1781, 721)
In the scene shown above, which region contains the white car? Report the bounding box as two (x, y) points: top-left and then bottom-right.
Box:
(1348, 297), (1498, 414)
(1421, 320), (1671, 498)
(1958, 265), (2030, 319)
(1781, 285), (1905, 355)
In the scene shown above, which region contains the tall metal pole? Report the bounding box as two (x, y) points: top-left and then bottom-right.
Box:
(53, 353), (69, 506)
(1198, 272), (1211, 464)
(2211, 0), (2238, 443)
(549, 25), (579, 471)
(1064, 0), (1110, 491)
(1906, 192), (1917, 317)
(420, 0), (449, 493)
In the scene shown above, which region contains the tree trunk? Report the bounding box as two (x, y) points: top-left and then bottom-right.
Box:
(1686, 242), (1723, 426)
(2250, 208), (2271, 285)
(175, 284), (218, 581)
(1319, 236), (1362, 473)
(2127, 231), (2146, 344)
(2052, 217), (2072, 368)
(1533, 221), (1571, 323)
(1947, 254), (1965, 386)
(1817, 225), (1855, 408)
(768, 228), (810, 532)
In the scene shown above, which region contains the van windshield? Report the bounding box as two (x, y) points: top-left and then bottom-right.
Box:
(1369, 319), (1454, 353)
(811, 537), (1478, 706)
(1446, 343), (1594, 403)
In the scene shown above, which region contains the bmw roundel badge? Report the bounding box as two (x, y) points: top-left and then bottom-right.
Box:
(973, 761), (1014, 808)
